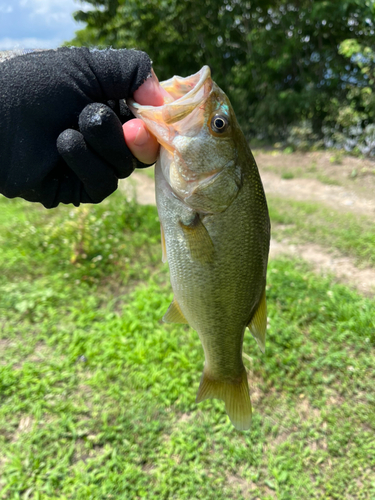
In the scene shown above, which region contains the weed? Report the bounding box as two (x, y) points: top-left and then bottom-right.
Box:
(316, 174), (340, 186)
(283, 146), (294, 154)
(281, 172), (294, 180)
(329, 152), (344, 165)
(307, 162), (317, 173)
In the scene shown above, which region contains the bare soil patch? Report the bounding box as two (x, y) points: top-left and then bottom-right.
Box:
(258, 168), (375, 217)
(254, 149), (375, 211)
(270, 238), (375, 296)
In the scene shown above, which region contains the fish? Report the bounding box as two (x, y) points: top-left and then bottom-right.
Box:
(128, 66), (270, 430)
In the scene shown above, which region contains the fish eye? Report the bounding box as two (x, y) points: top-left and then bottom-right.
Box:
(210, 115), (229, 134)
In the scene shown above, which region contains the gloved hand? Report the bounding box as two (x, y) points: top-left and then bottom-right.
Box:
(0, 47), (155, 208)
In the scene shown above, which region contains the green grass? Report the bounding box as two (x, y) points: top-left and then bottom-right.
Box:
(316, 174), (340, 186)
(281, 172), (294, 180)
(268, 196), (375, 266)
(0, 193), (375, 499)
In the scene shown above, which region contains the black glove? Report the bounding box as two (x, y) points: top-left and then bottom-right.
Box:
(0, 47), (152, 208)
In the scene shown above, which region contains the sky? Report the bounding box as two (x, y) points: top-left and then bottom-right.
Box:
(0, 0), (89, 50)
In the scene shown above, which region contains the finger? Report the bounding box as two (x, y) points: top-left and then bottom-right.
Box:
(79, 103), (136, 178)
(123, 119), (159, 165)
(85, 48), (152, 101)
(133, 69), (172, 106)
(57, 129), (118, 203)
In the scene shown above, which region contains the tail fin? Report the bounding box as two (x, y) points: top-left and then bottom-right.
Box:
(196, 368), (252, 430)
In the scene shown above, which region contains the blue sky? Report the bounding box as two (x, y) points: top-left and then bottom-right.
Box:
(0, 0), (89, 50)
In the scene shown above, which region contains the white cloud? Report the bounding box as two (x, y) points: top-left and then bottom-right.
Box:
(20, 0), (82, 24)
(0, 0), (91, 49)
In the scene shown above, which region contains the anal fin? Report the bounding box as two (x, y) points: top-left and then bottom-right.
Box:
(247, 288), (267, 353)
(179, 214), (214, 264)
(162, 298), (188, 324)
(196, 368), (252, 431)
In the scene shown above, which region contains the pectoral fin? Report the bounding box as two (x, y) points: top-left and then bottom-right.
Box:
(163, 298), (188, 324)
(247, 289), (267, 353)
(160, 223), (167, 263)
(179, 214), (214, 264)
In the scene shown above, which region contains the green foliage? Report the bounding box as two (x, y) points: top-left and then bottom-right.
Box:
(1, 191), (375, 497)
(285, 122), (323, 152)
(69, 0), (375, 147)
(322, 38), (375, 156)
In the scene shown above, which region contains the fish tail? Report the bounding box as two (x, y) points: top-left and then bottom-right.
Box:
(196, 368), (252, 431)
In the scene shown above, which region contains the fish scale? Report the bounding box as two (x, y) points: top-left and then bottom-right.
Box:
(129, 66), (270, 430)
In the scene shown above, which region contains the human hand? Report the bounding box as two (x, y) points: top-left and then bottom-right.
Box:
(0, 47), (163, 208)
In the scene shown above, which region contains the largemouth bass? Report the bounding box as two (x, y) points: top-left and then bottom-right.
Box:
(129, 66), (270, 430)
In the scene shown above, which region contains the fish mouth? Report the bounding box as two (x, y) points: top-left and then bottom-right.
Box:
(127, 66), (213, 148)
(160, 66), (211, 103)
(158, 66), (212, 124)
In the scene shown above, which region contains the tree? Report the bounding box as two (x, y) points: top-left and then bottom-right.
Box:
(70, 0), (375, 144)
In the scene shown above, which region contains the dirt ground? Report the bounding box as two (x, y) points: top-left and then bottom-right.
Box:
(255, 149), (375, 212)
(122, 149), (375, 296)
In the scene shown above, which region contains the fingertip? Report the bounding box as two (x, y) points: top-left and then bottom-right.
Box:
(134, 69), (171, 106)
(123, 119), (159, 165)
